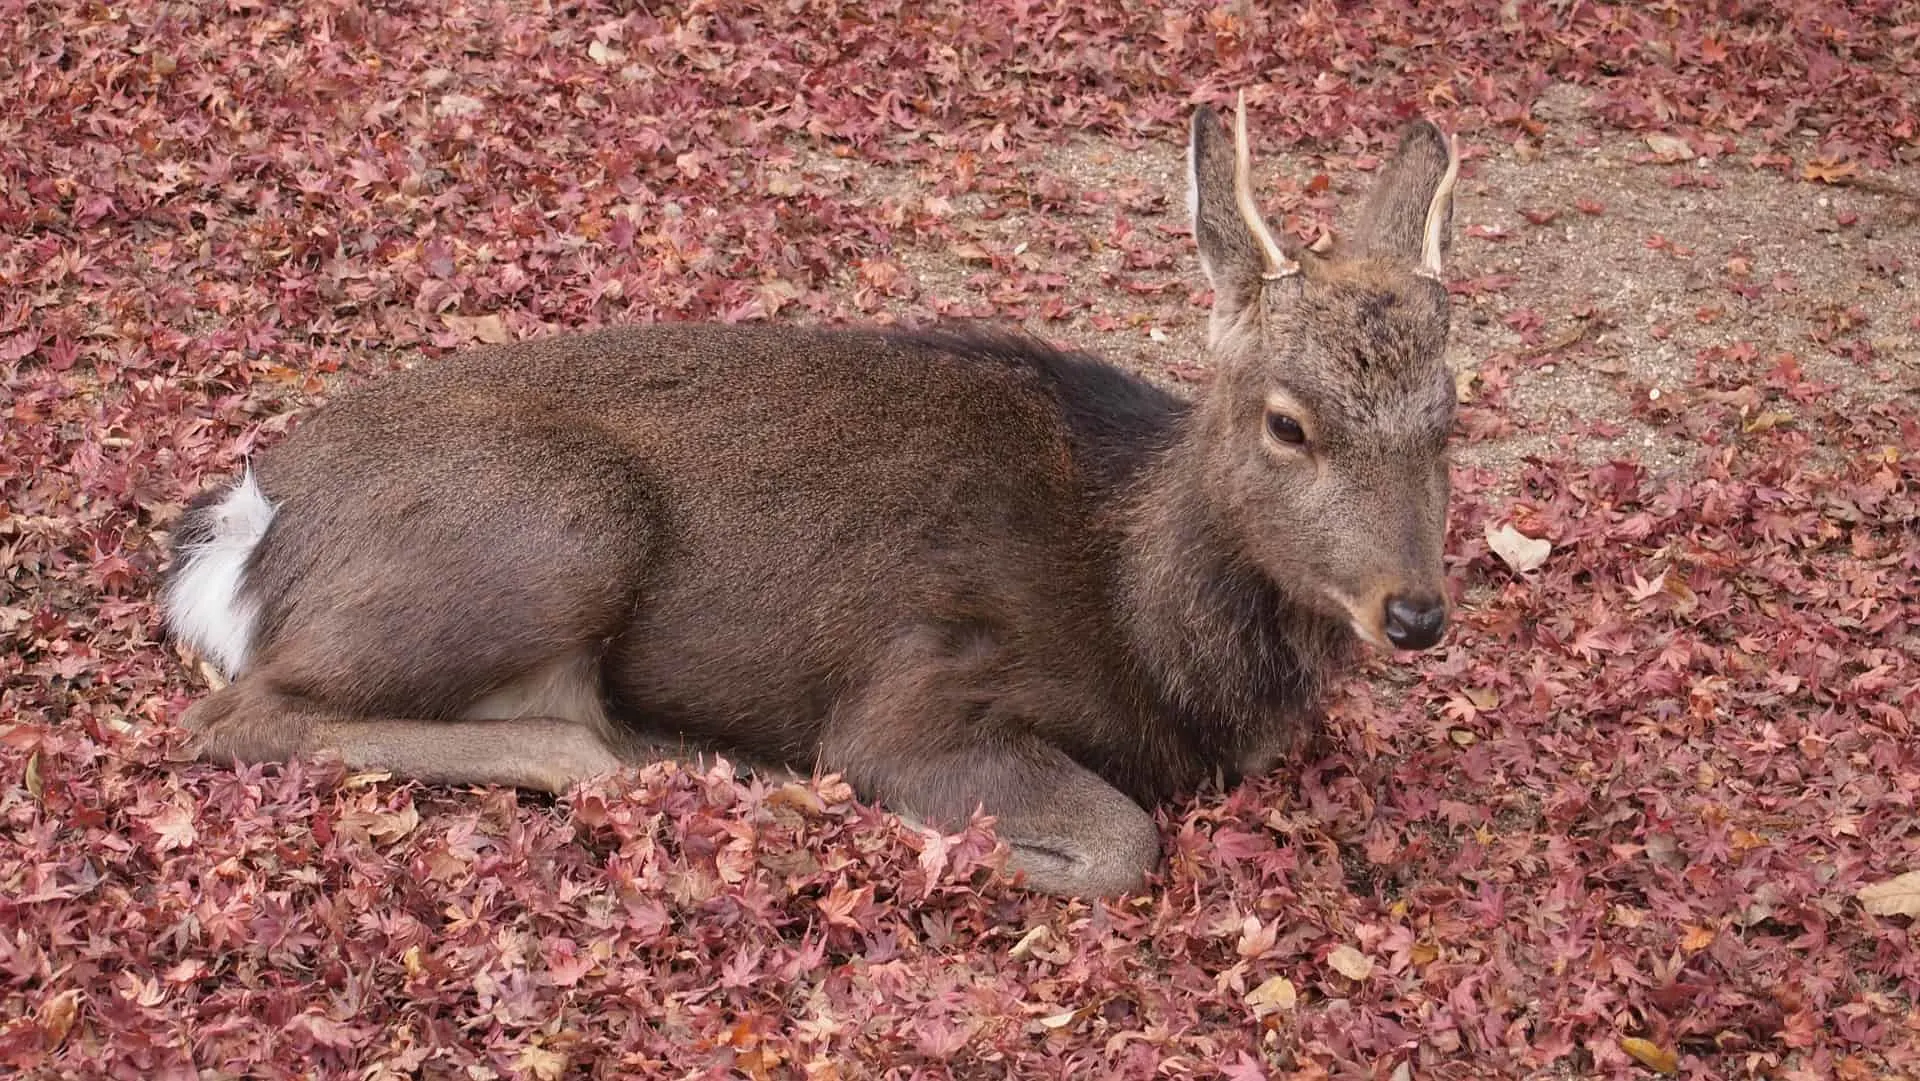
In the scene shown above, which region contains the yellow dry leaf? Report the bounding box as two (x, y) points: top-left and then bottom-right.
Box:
(1679, 924), (1715, 951)
(1327, 945), (1374, 981)
(1856, 870), (1920, 917)
(1245, 975), (1297, 1014)
(1620, 1036), (1678, 1075)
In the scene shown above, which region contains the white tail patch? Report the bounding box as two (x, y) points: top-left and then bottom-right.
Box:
(164, 469), (276, 678)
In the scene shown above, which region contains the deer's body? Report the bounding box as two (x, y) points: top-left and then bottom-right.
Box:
(166, 101), (1463, 895)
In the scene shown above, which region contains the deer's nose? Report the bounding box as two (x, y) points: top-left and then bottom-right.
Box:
(1383, 593), (1447, 650)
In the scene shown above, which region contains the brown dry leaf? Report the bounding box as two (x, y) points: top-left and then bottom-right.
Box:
(1855, 870), (1920, 917)
(1644, 133), (1692, 162)
(814, 775), (855, 805)
(1486, 522), (1552, 573)
(1680, 924), (1716, 951)
(767, 782), (828, 817)
(1327, 945), (1374, 981)
(41, 988), (81, 1047)
(1008, 924), (1052, 961)
(1244, 975), (1297, 1014)
(1643, 133), (1689, 163)
(1802, 158), (1860, 184)
(337, 804), (421, 847)
(442, 312), (512, 344)
(949, 240), (993, 265)
(1036, 1007), (1082, 1030)
(1454, 366), (1479, 402)
(1236, 916), (1278, 958)
(23, 750), (43, 801)
(1620, 1036), (1678, 1074)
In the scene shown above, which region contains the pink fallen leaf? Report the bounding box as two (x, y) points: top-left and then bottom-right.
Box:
(143, 800), (197, 852)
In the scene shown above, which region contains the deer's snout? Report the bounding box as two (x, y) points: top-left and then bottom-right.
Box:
(1382, 591), (1448, 651)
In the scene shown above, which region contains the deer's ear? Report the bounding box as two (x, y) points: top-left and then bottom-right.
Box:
(1189, 95), (1298, 344)
(1351, 120), (1459, 279)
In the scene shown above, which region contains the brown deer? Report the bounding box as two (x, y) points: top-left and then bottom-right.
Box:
(163, 96), (1461, 897)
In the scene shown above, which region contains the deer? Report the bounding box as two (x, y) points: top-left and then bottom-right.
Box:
(162, 95), (1462, 897)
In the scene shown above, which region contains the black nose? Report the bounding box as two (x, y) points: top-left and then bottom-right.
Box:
(1383, 594), (1447, 650)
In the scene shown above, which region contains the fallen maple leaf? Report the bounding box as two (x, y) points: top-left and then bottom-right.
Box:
(1486, 522), (1551, 573)
(1856, 871), (1920, 917)
(144, 800), (198, 852)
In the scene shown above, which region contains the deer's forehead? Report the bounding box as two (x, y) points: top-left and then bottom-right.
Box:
(1290, 276), (1448, 360)
(1258, 278), (1454, 433)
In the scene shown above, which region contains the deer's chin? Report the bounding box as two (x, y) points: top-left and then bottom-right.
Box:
(1346, 619), (1394, 652)
(1316, 588), (1392, 651)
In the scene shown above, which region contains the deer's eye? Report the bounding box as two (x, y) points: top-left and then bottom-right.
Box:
(1265, 412), (1307, 447)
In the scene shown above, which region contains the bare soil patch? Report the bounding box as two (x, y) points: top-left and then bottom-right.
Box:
(787, 87), (1920, 501)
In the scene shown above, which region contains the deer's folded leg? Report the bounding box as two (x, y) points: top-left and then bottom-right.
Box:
(851, 730), (1161, 897)
(183, 677), (626, 793)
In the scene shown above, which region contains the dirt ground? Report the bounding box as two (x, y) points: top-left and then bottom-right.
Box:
(792, 83), (1920, 497)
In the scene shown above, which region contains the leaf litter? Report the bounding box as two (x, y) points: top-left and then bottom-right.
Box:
(3, 1), (1919, 1078)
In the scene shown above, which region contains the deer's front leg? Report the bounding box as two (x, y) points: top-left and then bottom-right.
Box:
(842, 730), (1162, 897)
(819, 648), (1162, 895)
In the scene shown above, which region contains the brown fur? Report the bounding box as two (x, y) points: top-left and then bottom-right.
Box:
(163, 105), (1462, 896)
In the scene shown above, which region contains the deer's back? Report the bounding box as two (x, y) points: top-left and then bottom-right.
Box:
(252, 324), (1188, 769)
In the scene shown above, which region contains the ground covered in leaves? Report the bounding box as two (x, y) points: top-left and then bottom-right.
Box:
(4, 2), (1919, 1078)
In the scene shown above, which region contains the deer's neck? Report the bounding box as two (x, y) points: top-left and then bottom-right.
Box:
(1117, 442), (1353, 758)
